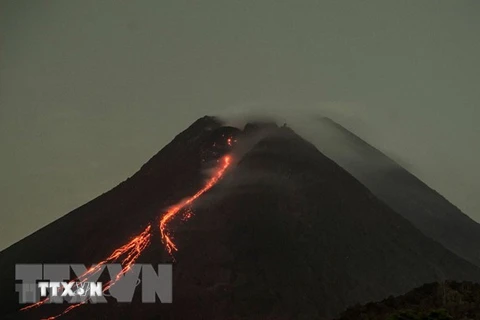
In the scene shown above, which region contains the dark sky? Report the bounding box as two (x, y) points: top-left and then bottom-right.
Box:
(1, 1), (479, 250)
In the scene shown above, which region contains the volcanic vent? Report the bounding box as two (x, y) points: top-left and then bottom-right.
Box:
(1, 116), (479, 320)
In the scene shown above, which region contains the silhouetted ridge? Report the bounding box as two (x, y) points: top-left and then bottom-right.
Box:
(243, 121), (278, 134)
(336, 281), (480, 320)
(136, 115), (223, 177)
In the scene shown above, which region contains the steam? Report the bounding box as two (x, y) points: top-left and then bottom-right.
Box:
(215, 103), (405, 173)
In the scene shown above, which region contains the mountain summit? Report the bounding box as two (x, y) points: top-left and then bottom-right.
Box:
(1, 116), (479, 319)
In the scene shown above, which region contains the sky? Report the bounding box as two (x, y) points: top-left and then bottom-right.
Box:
(0, 1), (479, 250)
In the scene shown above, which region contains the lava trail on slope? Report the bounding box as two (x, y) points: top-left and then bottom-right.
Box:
(22, 224), (152, 319)
(159, 155), (232, 256)
(20, 150), (233, 319)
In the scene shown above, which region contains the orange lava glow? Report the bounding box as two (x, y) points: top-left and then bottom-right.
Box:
(22, 225), (152, 319)
(159, 155), (232, 256)
(21, 150), (233, 319)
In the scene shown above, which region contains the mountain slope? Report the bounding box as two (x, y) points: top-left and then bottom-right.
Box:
(0, 117), (479, 319)
(170, 127), (480, 319)
(312, 117), (480, 268)
(0, 115), (230, 318)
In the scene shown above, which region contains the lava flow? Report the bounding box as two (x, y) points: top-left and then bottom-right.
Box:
(21, 152), (232, 320)
(160, 155), (232, 256)
(21, 224), (152, 319)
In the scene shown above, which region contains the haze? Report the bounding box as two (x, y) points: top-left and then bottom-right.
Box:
(0, 1), (479, 250)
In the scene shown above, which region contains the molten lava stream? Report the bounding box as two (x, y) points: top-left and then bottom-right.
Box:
(23, 154), (232, 319)
(22, 224), (152, 320)
(160, 155), (232, 256)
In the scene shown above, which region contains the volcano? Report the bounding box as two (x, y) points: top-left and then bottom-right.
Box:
(1, 116), (479, 320)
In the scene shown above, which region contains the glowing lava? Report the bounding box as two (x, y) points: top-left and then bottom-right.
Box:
(159, 155), (232, 256)
(21, 152), (233, 319)
(22, 224), (152, 319)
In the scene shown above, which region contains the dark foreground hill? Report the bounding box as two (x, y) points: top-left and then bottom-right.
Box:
(0, 116), (479, 319)
(337, 281), (480, 320)
(313, 117), (480, 268)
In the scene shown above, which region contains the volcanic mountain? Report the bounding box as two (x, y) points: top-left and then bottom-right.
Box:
(312, 117), (480, 268)
(0, 116), (479, 320)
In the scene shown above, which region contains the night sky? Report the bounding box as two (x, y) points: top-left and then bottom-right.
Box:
(1, 1), (479, 250)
